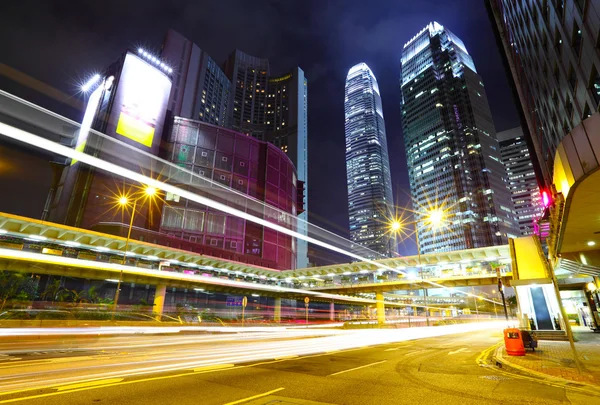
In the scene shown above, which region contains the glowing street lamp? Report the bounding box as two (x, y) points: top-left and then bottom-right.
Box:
(428, 209), (444, 227)
(112, 185), (158, 318)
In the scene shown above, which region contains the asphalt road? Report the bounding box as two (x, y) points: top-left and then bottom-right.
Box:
(1, 327), (599, 405)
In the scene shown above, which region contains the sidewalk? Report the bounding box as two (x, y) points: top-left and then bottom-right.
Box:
(493, 327), (600, 386)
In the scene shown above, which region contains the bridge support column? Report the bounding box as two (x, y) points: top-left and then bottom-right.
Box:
(330, 301), (335, 321)
(376, 292), (385, 326)
(153, 284), (167, 320)
(274, 297), (281, 323)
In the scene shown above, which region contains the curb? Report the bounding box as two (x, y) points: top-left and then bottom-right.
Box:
(491, 345), (600, 394)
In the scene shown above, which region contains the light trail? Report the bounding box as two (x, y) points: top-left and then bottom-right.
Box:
(0, 106), (502, 305)
(0, 248), (406, 307)
(0, 322), (504, 394)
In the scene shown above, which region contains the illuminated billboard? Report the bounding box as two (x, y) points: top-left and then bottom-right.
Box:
(112, 53), (171, 149)
(71, 84), (103, 166)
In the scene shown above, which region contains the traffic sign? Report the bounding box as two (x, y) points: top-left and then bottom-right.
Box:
(304, 297), (310, 305)
(242, 296), (248, 308)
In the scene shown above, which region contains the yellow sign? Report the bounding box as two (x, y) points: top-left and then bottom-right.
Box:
(42, 248), (63, 256)
(116, 112), (155, 147)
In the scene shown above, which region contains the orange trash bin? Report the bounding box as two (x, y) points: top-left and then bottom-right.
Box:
(504, 328), (526, 356)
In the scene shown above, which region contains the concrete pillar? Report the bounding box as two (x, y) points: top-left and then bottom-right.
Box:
(376, 292), (385, 326)
(153, 284), (167, 320)
(330, 301), (335, 321)
(274, 297), (281, 323)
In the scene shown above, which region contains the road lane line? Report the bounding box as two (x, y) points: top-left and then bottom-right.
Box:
(448, 348), (469, 355)
(328, 360), (386, 376)
(193, 364), (235, 372)
(403, 350), (426, 356)
(56, 378), (124, 391)
(222, 387), (285, 405)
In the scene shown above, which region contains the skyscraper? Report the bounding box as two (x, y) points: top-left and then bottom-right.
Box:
(224, 50), (309, 268)
(400, 22), (519, 254)
(344, 63), (395, 258)
(498, 127), (544, 236)
(487, 0), (599, 185)
(161, 29), (230, 126)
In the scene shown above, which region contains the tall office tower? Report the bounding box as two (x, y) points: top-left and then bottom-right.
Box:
(223, 50), (270, 140)
(498, 127), (544, 236)
(344, 63), (395, 258)
(487, 0), (600, 185)
(161, 29), (230, 126)
(400, 22), (519, 254)
(224, 50), (309, 268)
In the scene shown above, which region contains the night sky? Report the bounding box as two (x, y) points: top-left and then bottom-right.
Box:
(0, 0), (520, 255)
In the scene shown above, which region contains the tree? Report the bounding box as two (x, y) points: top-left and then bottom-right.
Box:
(68, 289), (88, 305)
(0, 271), (25, 311)
(42, 279), (64, 303)
(86, 286), (99, 304)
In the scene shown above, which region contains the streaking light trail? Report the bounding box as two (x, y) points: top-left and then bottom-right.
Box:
(0, 118), (500, 305)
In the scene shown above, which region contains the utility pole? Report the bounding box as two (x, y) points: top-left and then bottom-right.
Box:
(498, 279), (509, 321)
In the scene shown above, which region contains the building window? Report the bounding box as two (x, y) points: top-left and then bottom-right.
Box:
(583, 104), (591, 119)
(575, 0), (586, 15)
(568, 66), (577, 90)
(572, 23), (583, 57)
(589, 66), (600, 107)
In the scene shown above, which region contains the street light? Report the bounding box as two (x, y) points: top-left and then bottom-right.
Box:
(112, 185), (158, 318)
(390, 208), (446, 327)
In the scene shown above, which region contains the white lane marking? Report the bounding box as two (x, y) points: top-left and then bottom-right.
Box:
(448, 348), (470, 355)
(328, 360), (387, 376)
(223, 387), (285, 405)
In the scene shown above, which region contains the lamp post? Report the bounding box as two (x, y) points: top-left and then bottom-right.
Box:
(112, 186), (157, 319)
(390, 209), (444, 327)
(490, 290), (498, 318)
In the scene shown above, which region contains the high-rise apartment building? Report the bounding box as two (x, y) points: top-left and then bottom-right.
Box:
(400, 22), (519, 253)
(344, 63), (395, 258)
(161, 29), (230, 126)
(223, 50), (308, 269)
(223, 50), (270, 140)
(498, 127), (544, 235)
(486, 0), (600, 185)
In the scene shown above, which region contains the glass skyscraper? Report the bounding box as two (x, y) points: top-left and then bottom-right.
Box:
(498, 127), (544, 236)
(345, 63), (395, 258)
(400, 22), (519, 254)
(487, 0), (600, 186)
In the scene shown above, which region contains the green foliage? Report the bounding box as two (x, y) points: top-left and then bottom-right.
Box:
(0, 271), (36, 310)
(42, 279), (63, 302)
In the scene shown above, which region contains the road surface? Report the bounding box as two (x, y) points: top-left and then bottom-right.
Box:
(0, 325), (597, 404)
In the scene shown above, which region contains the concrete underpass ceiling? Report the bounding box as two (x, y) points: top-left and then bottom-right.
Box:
(558, 168), (600, 268)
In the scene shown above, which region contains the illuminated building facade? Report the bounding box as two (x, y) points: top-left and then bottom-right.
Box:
(48, 49), (173, 229)
(224, 50), (308, 268)
(161, 117), (298, 269)
(400, 22), (518, 254)
(161, 29), (230, 126)
(498, 127), (544, 236)
(487, 0), (600, 185)
(344, 63), (395, 258)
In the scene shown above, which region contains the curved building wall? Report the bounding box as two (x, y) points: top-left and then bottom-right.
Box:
(160, 117), (297, 269)
(344, 63), (395, 258)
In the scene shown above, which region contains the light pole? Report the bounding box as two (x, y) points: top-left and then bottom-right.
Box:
(390, 209), (444, 327)
(491, 290), (498, 318)
(112, 186), (157, 318)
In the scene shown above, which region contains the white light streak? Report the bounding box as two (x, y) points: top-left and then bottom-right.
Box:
(0, 122), (504, 306)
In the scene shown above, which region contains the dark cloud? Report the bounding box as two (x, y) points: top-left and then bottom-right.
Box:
(0, 0), (519, 256)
